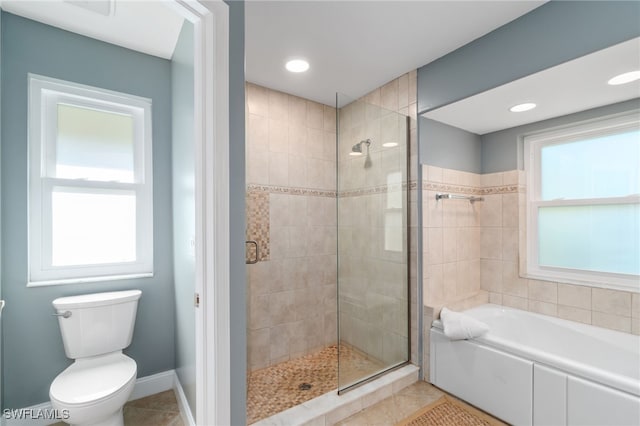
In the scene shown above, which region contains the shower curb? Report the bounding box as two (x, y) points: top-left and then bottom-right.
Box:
(250, 364), (420, 426)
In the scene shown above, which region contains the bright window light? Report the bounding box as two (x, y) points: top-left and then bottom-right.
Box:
(52, 190), (136, 266)
(28, 75), (153, 285)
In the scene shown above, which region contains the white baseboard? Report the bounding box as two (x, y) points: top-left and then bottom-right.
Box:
(128, 369), (175, 401)
(173, 375), (196, 426)
(5, 370), (194, 426)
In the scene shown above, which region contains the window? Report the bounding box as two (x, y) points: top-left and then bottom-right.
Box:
(524, 112), (640, 291)
(28, 75), (153, 285)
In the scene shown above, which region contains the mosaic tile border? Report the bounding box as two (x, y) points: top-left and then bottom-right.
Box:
(423, 181), (524, 196)
(248, 181), (418, 199)
(248, 184), (336, 198)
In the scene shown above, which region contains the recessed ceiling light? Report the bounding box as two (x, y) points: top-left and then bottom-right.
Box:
(509, 103), (537, 113)
(607, 71), (640, 85)
(285, 59), (310, 73)
(382, 142), (398, 148)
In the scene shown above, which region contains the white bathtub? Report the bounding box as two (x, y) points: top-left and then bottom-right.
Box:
(430, 304), (640, 426)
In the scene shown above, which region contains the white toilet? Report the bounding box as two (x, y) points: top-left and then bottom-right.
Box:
(49, 290), (142, 426)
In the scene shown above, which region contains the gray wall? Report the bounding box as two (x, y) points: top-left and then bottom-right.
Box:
(481, 99), (640, 173)
(226, 1), (246, 425)
(419, 117), (481, 173)
(0, 8), (3, 411)
(417, 0), (640, 175)
(171, 21), (196, 416)
(418, 1), (640, 114)
(1, 12), (175, 408)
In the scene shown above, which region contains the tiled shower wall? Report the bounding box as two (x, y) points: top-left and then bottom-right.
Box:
(337, 71), (420, 366)
(245, 83), (338, 371)
(421, 166), (640, 378)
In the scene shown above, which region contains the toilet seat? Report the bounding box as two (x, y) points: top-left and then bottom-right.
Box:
(50, 352), (136, 406)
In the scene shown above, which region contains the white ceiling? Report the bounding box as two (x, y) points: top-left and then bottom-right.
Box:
(2, 0), (551, 110)
(246, 0), (546, 106)
(423, 37), (640, 135)
(0, 0), (184, 60)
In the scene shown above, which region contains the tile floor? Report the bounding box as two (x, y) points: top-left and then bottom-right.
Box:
(247, 344), (384, 424)
(336, 381), (504, 426)
(50, 390), (184, 426)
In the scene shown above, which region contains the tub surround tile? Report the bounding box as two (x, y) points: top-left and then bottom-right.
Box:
(633, 293), (640, 318)
(480, 259), (502, 293)
(507, 270), (528, 297)
(501, 227), (518, 261)
(592, 311), (632, 333)
(558, 283), (591, 310)
(528, 280), (558, 304)
(529, 300), (558, 317)
(502, 294), (528, 311)
(592, 288), (632, 317)
(481, 172), (503, 188)
(558, 305), (591, 325)
(489, 292), (503, 305)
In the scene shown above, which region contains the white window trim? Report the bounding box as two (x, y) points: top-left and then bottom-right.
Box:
(28, 74), (153, 286)
(524, 111), (640, 293)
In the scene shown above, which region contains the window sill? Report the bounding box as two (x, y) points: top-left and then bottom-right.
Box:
(522, 271), (639, 294)
(27, 272), (153, 287)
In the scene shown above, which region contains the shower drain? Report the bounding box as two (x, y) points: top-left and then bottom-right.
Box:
(298, 382), (313, 391)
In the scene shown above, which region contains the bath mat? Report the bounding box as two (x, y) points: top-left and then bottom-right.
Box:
(396, 396), (505, 426)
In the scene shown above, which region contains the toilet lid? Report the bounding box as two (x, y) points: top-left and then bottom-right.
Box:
(50, 353), (136, 405)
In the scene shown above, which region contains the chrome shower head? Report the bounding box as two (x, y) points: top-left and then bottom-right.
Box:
(350, 139), (371, 156)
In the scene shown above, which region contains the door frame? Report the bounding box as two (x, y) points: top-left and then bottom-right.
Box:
(171, 1), (230, 425)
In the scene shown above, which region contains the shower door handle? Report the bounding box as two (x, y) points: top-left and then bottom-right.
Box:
(246, 240), (259, 264)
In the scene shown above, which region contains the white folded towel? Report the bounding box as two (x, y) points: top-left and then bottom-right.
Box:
(440, 307), (489, 340)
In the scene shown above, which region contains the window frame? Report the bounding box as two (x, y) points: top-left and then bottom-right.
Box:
(523, 111), (640, 292)
(28, 74), (153, 286)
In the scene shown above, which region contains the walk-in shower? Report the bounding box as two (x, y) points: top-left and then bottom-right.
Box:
(244, 83), (410, 423)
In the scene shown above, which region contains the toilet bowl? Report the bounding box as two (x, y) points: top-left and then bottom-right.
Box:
(50, 290), (141, 426)
(50, 352), (136, 426)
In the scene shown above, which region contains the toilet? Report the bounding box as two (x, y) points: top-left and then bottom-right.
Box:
(49, 290), (142, 426)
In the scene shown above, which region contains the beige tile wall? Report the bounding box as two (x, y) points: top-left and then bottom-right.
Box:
(422, 166), (484, 309)
(246, 83), (338, 371)
(421, 165), (640, 339)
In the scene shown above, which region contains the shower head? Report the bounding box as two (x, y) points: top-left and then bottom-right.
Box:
(349, 139), (371, 156)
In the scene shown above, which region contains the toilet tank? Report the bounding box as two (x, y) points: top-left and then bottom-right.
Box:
(52, 290), (142, 359)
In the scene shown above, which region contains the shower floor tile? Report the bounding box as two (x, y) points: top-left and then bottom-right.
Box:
(247, 344), (384, 424)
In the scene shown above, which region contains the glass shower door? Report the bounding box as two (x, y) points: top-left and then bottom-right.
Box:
(336, 93), (409, 392)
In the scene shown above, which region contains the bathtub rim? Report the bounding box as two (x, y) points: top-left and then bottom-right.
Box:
(431, 304), (640, 397)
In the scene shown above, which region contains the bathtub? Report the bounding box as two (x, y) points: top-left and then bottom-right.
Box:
(430, 304), (640, 426)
